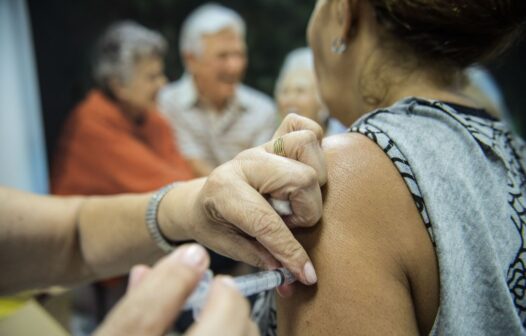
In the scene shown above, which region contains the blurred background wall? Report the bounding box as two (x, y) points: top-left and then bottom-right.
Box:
(0, 0), (48, 193)
(26, 0), (526, 171)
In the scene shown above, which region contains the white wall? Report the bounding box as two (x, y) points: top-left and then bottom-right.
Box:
(0, 0), (49, 193)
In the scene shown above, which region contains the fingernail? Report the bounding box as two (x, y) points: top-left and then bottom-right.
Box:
(303, 261), (317, 285)
(171, 244), (206, 268)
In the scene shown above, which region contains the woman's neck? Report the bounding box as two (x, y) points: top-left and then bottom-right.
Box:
(385, 84), (480, 110)
(365, 70), (482, 116)
(118, 101), (147, 125)
(103, 90), (147, 125)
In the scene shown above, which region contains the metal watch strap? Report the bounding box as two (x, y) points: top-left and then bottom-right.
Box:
(145, 182), (179, 253)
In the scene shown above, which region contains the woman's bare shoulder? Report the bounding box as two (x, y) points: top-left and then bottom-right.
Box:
(277, 132), (439, 335)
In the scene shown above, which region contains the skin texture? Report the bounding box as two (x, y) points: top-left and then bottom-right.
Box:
(159, 127), (327, 284)
(110, 55), (167, 123)
(276, 0), (486, 334)
(276, 68), (323, 124)
(278, 134), (439, 335)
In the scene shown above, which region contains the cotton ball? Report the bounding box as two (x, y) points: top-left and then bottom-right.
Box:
(269, 198), (293, 216)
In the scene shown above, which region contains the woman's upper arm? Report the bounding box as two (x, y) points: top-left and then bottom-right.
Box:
(277, 133), (439, 335)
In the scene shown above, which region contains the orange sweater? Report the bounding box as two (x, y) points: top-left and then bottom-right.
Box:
(52, 90), (194, 195)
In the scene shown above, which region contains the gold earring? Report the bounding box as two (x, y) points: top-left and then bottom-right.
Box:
(331, 38), (348, 54)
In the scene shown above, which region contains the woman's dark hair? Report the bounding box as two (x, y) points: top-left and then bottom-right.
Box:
(370, 0), (526, 67)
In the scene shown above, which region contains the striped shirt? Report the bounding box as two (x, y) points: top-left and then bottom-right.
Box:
(158, 74), (277, 167)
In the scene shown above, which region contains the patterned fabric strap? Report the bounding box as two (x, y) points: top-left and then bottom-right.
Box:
(145, 182), (179, 253)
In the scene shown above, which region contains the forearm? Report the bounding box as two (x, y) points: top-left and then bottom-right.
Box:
(0, 188), (88, 294)
(157, 178), (206, 242)
(78, 178), (207, 277)
(76, 193), (163, 280)
(0, 180), (203, 295)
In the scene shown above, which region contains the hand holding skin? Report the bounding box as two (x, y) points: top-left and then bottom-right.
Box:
(0, 114), (326, 295)
(95, 244), (258, 336)
(159, 114), (327, 286)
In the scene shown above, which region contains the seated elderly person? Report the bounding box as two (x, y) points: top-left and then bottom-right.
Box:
(159, 3), (277, 177)
(52, 21), (194, 195)
(275, 48), (346, 136)
(51, 21), (194, 333)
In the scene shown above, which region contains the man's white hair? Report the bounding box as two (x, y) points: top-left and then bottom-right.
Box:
(179, 3), (246, 57)
(93, 20), (166, 91)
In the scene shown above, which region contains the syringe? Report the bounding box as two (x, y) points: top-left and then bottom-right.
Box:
(184, 198), (295, 317)
(183, 268), (296, 315)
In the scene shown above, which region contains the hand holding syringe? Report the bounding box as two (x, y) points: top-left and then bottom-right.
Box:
(184, 199), (295, 318)
(184, 267), (296, 318)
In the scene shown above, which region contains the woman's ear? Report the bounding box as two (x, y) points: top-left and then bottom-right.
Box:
(329, 0), (355, 54)
(336, 0), (359, 43)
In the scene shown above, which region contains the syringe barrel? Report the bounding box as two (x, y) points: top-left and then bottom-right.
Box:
(182, 268), (296, 311)
(182, 269), (213, 310)
(234, 268), (295, 297)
